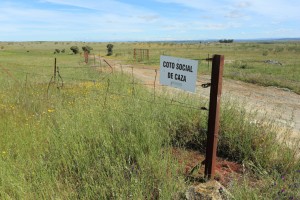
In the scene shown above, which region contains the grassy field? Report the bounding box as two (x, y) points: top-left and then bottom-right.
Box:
(0, 42), (299, 199)
(1, 41), (300, 93)
(114, 41), (300, 94)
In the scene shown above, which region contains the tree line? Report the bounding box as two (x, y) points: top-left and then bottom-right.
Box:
(54, 44), (114, 56)
(219, 39), (234, 43)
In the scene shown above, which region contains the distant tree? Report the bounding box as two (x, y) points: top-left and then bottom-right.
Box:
(70, 46), (79, 54)
(82, 46), (93, 53)
(106, 44), (114, 56)
(219, 39), (234, 43)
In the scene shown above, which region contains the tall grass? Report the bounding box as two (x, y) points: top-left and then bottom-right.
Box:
(170, 96), (300, 199)
(1, 71), (193, 199)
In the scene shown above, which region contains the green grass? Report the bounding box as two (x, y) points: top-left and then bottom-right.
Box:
(87, 41), (299, 94)
(0, 72), (188, 199)
(1, 41), (300, 94)
(0, 42), (299, 199)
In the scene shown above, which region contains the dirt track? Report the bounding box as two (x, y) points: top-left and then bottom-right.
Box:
(102, 59), (300, 139)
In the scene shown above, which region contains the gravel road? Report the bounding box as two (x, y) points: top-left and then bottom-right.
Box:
(102, 59), (300, 139)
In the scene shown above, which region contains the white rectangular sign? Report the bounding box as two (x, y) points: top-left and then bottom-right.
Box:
(160, 55), (199, 92)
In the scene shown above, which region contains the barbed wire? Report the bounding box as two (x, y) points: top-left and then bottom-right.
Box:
(1, 68), (53, 77)
(0, 63), (53, 68)
(61, 66), (96, 69)
(7, 55), (294, 112)
(1, 60), (213, 94)
(89, 87), (207, 112)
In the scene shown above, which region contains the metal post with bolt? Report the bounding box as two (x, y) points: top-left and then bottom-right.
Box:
(204, 55), (224, 179)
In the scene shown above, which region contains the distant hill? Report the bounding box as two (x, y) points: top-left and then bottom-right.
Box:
(139, 38), (300, 44)
(235, 38), (300, 42)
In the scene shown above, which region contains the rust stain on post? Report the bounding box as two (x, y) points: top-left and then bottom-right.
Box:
(204, 55), (224, 179)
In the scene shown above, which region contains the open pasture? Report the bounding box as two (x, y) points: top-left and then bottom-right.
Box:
(3, 40), (299, 92)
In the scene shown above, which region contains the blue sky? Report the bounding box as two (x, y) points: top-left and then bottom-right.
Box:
(0, 0), (299, 41)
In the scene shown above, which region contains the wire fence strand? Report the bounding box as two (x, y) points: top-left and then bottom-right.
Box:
(1, 58), (209, 111)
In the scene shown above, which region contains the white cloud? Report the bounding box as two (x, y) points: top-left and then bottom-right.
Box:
(225, 10), (244, 19)
(138, 15), (160, 22)
(156, 0), (300, 21)
(0, 0), (162, 40)
(40, 0), (156, 17)
(235, 1), (251, 8)
(154, 0), (217, 10)
(231, 0), (300, 21)
(0, 0), (299, 41)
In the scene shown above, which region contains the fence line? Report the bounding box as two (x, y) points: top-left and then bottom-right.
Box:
(61, 66), (94, 69)
(1, 57), (210, 111)
(90, 87), (207, 112)
(3, 59), (211, 89)
(2, 57), (212, 91)
(1, 68), (53, 77)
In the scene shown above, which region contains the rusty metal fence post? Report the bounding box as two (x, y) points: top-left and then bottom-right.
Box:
(84, 51), (89, 64)
(204, 55), (224, 179)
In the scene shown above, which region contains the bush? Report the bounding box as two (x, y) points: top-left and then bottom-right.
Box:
(231, 61), (250, 69)
(262, 50), (269, 56)
(82, 46), (93, 53)
(70, 46), (79, 54)
(107, 44), (114, 56)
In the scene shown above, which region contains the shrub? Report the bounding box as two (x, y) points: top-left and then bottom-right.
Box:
(231, 61), (250, 69)
(107, 44), (114, 56)
(82, 46), (93, 53)
(70, 46), (79, 54)
(262, 50), (269, 56)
